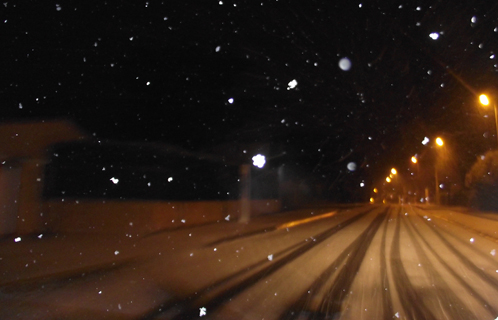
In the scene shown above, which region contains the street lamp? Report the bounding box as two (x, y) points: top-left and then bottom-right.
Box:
(479, 93), (498, 147)
(435, 137), (444, 147)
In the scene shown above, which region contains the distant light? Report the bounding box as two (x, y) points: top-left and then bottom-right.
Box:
(287, 79), (298, 90)
(252, 154), (266, 168)
(360, 182), (365, 187)
(215, 46), (221, 52)
(429, 32), (439, 40)
(339, 57), (352, 71)
(370, 197), (374, 203)
(439, 184), (444, 189)
(228, 98), (234, 104)
(168, 177), (173, 182)
(411, 156), (417, 164)
(422, 137), (430, 145)
(436, 137), (444, 146)
(110, 177), (119, 184)
(471, 16), (477, 24)
(386, 177), (391, 183)
(373, 188), (378, 193)
(391, 168), (397, 175)
(479, 94), (490, 106)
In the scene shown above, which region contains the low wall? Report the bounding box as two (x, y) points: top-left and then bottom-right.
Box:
(42, 199), (281, 235)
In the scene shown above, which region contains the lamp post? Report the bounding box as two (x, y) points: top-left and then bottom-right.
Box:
(239, 154), (266, 223)
(434, 137), (444, 205)
(479, 94), (498, 147)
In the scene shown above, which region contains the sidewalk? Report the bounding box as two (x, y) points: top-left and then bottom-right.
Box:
(0, 206), (340, 287)
(0, 232), (140, 286)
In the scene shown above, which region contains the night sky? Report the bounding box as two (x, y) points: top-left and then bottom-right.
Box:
(3, 1), (498, 201)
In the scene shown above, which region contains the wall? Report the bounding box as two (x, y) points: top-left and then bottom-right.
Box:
(42, 199), (281, 235)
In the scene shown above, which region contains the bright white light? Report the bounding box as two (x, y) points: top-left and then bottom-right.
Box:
(252, 154), (266, 168)
(168, 177), (173, 182)
(439, 184), (444, 189)
(14, 237), (21, 243)
(110, 177), (119, 184)
(199, 307), (207, 317)
(347, 162), (357, 171)
(287, 79), (298, 90)
(429, 32), (439, 40)
(470, 238), (475, 243)
(339, 57), (352, 71)
(360, 182), (365, 187)
(422, 137), (430, 145)
(471, 16), (477, 23)
(215, 46), (221, 52)
(228, 98), (234, 104)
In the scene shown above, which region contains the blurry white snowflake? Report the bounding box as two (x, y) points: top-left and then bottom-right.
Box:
(199, 307), (207, 317)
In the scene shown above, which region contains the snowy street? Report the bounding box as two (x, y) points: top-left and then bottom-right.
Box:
(2, 205), (498, 319)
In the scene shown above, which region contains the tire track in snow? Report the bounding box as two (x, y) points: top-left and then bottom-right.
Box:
(390, 208), (437, 320)
(281, 207), (388, 319)
(406, 209), (498, 317)
(403, 211), (479, 320)
(143, 208), (377, 319)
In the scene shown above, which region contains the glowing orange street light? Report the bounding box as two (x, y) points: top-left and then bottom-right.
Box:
(391, 168), (397, 175)
(386, 177), (391, 183)
(435, 137), (444, 147)
(411, 156), (417, 164)
(480, 94), (490, 106)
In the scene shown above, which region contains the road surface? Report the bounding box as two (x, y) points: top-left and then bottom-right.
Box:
(2, 204), (498, 319)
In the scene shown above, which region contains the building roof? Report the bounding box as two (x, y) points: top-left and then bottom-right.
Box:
(0, 119), (87, 161)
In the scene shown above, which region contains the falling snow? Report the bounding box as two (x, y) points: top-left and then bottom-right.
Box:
(338, 57), (352, 71)
(199, 307), (207, 317)
(287, 79), (298, 90)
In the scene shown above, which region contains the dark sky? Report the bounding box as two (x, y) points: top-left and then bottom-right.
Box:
(3, 1), (498, 199)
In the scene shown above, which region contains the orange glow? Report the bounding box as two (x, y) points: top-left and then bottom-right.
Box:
(436, 137), (444, 146)
(479, 94), (490, 106)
